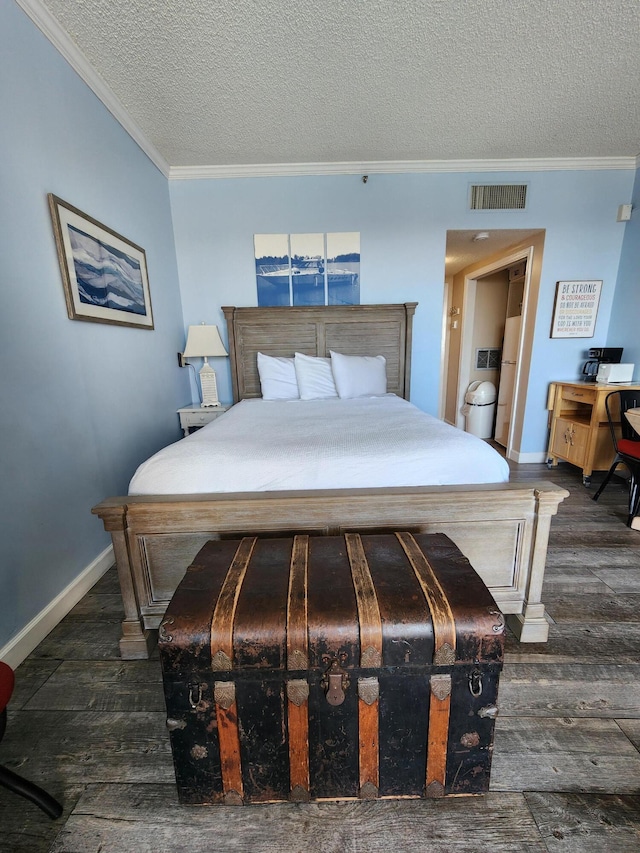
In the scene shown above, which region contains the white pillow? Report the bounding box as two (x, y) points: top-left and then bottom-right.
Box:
(330, 351), (387, 398)
(294, 353), (338, 400)
(256, 352), (299, 400)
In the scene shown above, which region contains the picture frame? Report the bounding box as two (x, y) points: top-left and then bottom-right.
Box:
(48, 194), (154, 329)
(550, 280), (602, 338)
(254, 232), (360, 307)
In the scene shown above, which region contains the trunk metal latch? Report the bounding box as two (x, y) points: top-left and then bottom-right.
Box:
(468, 668), (483, 697)
(321, 659), (350, 706)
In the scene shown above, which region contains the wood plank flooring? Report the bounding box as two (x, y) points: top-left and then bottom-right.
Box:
(1, 460), (640, 852)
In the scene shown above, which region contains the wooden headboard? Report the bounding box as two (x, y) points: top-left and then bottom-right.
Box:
(222, 303), (418, 402)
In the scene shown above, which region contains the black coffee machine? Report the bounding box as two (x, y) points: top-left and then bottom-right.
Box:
(582, 347), (623, 380)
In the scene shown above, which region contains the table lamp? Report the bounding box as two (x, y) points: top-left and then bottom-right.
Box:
(182, 323), (228, 407)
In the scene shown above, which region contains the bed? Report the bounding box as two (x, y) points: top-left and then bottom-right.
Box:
(129, 396), (510, 494)
(93, 303), (568, 658)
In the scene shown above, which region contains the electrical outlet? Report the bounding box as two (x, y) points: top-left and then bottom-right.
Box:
(177, 352), (187, 367)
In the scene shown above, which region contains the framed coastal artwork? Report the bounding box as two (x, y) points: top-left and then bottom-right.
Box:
(48, 194), (154, 329)
(550, 280), (602, 338)
(254, 232), (360, 307)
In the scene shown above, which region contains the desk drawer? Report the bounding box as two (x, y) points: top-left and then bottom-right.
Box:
(561, 386), (596, 405)
(181, 410), (223, 427)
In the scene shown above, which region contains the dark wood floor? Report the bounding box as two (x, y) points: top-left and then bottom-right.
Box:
(2, 461), (640, 852)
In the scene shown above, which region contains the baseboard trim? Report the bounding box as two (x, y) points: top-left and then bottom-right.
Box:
(0, 545), (114, 669)
(511, 450), (548, 464)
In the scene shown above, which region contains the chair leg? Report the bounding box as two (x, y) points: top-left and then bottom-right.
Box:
(592, 455), (622, 502)
(0, 764), (63, 819)
(626, 469), (640, 527)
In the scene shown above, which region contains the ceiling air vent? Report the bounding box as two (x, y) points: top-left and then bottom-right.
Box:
(470, 184), (527, 210)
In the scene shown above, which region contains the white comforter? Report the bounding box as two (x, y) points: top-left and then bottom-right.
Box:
(129, 395), (509, 495)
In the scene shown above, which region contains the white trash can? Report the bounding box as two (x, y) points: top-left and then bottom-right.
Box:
(462, 381), (497, 439)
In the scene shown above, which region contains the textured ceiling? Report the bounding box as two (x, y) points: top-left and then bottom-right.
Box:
(445, 229), (544, 277)
(34, 0), (640, 169)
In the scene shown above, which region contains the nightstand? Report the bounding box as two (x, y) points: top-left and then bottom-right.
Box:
(178, 403), (230, 436)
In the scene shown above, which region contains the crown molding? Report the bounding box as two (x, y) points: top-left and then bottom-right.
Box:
(15, 0), (170, 178)
(14, 1), (640, 183)
(169, 156), (637, 181)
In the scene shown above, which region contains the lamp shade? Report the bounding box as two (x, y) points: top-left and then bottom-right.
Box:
(183, 324), (228, 358)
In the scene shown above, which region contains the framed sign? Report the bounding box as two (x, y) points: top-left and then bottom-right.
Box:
(550, 280), (602, 338)
(48, 194), (154, 329)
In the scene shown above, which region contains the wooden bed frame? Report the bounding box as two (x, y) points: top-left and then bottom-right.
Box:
(93, 303), (568, 658)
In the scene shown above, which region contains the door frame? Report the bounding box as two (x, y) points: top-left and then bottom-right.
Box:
(438, 278), (453, 419)
(455, 245), (534, 460)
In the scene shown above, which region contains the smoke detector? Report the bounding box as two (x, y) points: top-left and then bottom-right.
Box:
(473, 232), (490, 242)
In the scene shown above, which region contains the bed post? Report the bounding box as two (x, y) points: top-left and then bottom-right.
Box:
(403, 302), (417, 400)
(92, 501), (156, 659)
(504, 486), (563, 643)
(222, 306), (239, 403)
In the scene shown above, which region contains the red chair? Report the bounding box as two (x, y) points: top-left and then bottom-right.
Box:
(592, 389), (640, 526)
(0, 661), (62, 819)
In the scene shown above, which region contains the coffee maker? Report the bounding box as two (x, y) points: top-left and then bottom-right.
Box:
(582, 347), (623, 380)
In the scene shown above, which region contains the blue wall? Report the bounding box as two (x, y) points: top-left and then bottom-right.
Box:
(171, 167), (634, 453)
(608, 167), (640, 364)
(0, 0), (189, 651)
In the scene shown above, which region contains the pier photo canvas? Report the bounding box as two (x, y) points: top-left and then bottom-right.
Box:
(254, 232), (360, 307)
(48, 194), (154, 329)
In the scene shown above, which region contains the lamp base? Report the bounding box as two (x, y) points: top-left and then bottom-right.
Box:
(199, 362), (220, 407)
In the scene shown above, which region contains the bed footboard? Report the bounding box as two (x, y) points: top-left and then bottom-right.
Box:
(93, 481), (568, 659)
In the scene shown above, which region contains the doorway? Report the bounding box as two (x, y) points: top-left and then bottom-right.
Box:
(441, 230), (545, 461)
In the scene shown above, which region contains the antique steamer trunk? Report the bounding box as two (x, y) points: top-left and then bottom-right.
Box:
(158, 532), (505, 804)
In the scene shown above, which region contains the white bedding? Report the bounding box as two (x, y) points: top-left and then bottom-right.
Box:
(129, 396), (509, 495)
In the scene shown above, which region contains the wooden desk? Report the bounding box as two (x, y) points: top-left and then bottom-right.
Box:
(547, 381), (640, 485)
